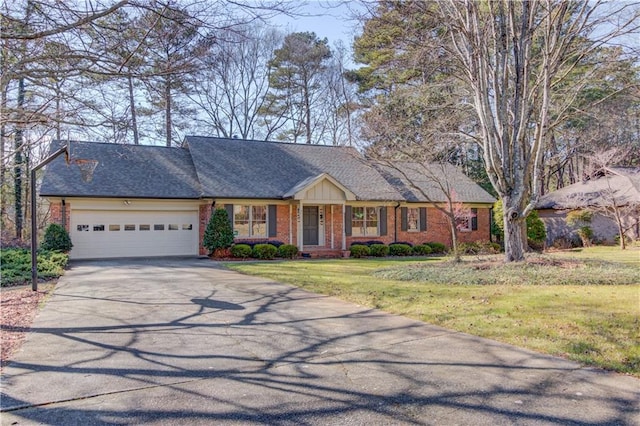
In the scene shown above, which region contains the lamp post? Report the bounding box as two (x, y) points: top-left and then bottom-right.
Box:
(31, 146), (68, 291)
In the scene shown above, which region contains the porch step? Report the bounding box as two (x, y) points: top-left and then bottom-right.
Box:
(301, 249), (346, 259)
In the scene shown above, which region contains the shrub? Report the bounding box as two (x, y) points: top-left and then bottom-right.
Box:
(412, 244), (433, 256)
(426, 242), (447, 254)
(1, 248), (68, 287)
(252, 243), (277, 260)
(369, 244), (389, 257)
(350, 242), (367, 248)
(389, 243), (413, 256)
(41, 223), (72, 252)
(231, 244), (252, 258)
(458, 241), (501, 255)
(203, 209), (234, 253)
(278, 244), (299, 259)
(349, 245), (370, 258)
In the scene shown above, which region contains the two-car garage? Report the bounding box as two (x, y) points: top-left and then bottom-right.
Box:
(68, 199), (200, 260)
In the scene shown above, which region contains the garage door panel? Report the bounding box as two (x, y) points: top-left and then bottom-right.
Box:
(70, 210), (198, 259)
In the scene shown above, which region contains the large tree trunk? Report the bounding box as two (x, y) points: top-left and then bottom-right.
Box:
(14, 77), (25, 240)
(165, 78), (171, 147)
(502, 199), (527, 262)
(128, 74), (139, 145)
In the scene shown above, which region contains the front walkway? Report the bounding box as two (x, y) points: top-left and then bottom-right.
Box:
(1, 258), (638, 425)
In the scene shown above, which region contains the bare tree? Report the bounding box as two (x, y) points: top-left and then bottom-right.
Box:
(438, 0), (640, 261)
(189, 25), (284, 140)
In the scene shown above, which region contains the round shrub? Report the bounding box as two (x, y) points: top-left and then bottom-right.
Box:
(41, 223), (73, 252)
(203, 209), (234, 253)
(426, 242), (446, 254)
(252, 243), (277, 260)
(231, 244), (252, 258)
(412, 244), (432, 256)
(389, 243), (412, 256)
(349, 245), (370, 258)
(369, 244), (389, 257)
(277, 244), (299, 259)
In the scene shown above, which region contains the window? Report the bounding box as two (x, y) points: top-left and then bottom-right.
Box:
(233, 205), (267, 238)
(139, 224), (150, 231)
(154, 224), (164, 231)
(182, 224), (193, 230)
(77, 225), (89, 232)
(407, 208), (419, 232)
(93, 225), (105, 232)
(351, 207), (379, 237)
(109, 225), (120, 231)
(168, 224), (179, 230)
(124, 224), (135, 231)
(457, 208), (477, 232)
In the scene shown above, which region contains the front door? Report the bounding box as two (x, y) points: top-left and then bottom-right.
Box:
(303, 206), (319, 245)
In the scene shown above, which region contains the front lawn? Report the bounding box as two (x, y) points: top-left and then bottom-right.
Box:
(224, 247), (640, 376)
(0, 248), (69, 287)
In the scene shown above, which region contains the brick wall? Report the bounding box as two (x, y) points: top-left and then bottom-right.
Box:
(49, 201), (71, 232)
(198, 204), (213, 255)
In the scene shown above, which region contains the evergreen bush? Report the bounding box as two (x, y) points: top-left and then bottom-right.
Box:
(426, 242), (447, 254)
(203, 209), (234, 254)
(412, 244), (433, 256)
(252, 244), (277, 259)
(41, 223), (73, 252)
(389, 243), (413, 256)
(349, 245), (370, 258)
(277, 244), (299, 259)
(231, 244), (252, 258)
(369, 244), (389, 257)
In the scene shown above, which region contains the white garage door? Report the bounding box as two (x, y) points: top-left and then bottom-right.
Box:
(70, 210), (199, 259)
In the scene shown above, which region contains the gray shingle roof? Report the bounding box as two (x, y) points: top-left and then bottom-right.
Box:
(40, 141), (202, 199)
(41, 137), (497, 205)
(536, 168), (640, 209)
(375, 162), (497, 204)
(184, 136), (404, 201)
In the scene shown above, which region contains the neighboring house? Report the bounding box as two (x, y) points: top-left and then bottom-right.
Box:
(41, 137), (496, 259)
(536, 167), (640, 246)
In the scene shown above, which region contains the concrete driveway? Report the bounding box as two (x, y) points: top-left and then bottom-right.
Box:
(1, 258), (638, 425)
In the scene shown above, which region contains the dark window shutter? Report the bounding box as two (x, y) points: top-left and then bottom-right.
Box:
(268, 205), (277, 237)
(224, 204), (234, 224)
(419, 207), (427, 231)
(472, 208), (478, 231)
(401, 207), (408, 231)
(379, 207), (387, 236)
(345, 205), (352, 236)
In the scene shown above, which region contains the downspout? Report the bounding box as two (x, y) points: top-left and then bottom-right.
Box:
(61, 199), (66, 230)
(394, 202), (401, 243)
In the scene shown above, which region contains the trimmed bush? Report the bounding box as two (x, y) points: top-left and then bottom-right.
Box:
(252, 243), (277, 260)
(278, 244), (299, 259)
(231, 244), (252, 258)
(349, 245), (370, 258)
(389, 243), (413, 256)
(350, 242), (367, 248)
(203, 209), (234, 254)
(426, 242), (447, 254)
(369, 244), (389, 257)
(412, 244), (433, 256)
(41, 223), (72, 252)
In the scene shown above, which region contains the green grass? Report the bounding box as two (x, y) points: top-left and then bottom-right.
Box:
(225, 247), (640, 376)
(0, 248), (69, 287)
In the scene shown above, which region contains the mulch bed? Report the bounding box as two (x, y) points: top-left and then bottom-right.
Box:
(1, 283), (55, 371)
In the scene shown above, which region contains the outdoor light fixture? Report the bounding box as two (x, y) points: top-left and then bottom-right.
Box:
(31, 141), (98, 291)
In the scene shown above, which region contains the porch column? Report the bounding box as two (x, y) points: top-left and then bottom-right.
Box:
(330, 205), (334, 249)
(298, 200), (304, 251)
(342, 202), (346, 250)
(289, 204), (293, 245)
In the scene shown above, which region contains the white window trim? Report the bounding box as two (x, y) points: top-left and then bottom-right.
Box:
(351, 206), (380, 237)
(234, 204), (268, 238)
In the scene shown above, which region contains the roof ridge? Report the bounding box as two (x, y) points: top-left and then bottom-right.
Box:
(184, 135), (356, 150)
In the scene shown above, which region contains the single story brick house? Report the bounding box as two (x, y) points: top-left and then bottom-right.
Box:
(41, 136), (496, 259)
(536, 167), (640, 246)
